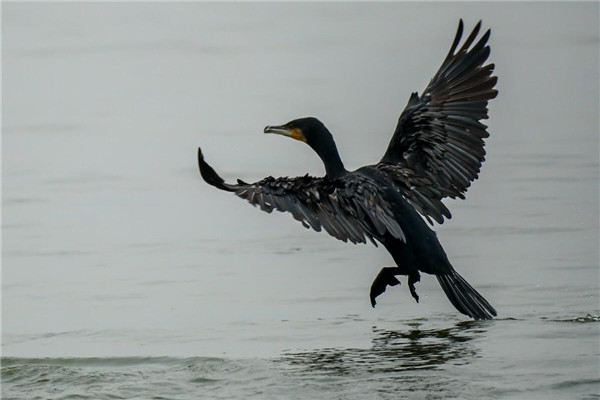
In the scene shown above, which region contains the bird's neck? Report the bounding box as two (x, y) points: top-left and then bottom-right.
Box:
(322, 150), (347, 180)
(312, 136), (347, 180)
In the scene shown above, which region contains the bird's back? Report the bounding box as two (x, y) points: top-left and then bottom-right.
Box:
(354, 165), (453, 275)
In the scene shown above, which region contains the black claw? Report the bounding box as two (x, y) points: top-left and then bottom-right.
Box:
(408, 273), (421, 303)
(411, 290), (420, 303)
(370, 267), (402, 307)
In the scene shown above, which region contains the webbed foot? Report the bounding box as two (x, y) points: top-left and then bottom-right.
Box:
(370, 267), (402, 307)
(408, 273), (421, 303)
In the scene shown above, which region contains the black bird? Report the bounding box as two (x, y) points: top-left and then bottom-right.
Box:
(198, 20), (498, 320)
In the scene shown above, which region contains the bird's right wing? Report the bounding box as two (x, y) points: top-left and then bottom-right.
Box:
(380, 20), (497, 224)
(198, 148), (405, 245)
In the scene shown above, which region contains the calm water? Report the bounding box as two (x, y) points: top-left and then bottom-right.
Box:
(2, 3), (599, 399)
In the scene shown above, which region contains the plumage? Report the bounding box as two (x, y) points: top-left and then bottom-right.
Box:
(380, 24), (496, 225)
(208, 172), (406, 246)
(198, 20), (497, 320)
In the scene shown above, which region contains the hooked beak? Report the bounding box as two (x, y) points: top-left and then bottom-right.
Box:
(264, 125), (307, 142)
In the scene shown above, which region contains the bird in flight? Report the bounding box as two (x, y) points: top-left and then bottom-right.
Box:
(198, 20), (498, 320)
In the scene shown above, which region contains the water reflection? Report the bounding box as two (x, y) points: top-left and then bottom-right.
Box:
(281, 321), (488, 375)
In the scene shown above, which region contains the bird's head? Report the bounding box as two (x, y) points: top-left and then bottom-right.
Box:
(264, 117), (331, 149)
(264, 117), (346, 178)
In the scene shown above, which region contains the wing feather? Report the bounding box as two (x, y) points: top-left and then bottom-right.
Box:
(380, 20), (497, 224)
(197, 149), (405, 244)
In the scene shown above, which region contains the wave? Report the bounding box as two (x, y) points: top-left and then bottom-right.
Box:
(1, 356), (225, 368)
(541, 314), (600, 323)
(1, 356), (254, 400)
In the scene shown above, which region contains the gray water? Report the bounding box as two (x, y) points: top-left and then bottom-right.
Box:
(2, 2), (599, 399)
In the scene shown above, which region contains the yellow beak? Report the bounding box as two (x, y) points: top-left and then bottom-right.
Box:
(264, 125), (307, 142)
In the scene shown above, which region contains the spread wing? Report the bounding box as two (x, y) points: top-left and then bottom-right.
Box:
(198, 148), (405, 245)
(380, 20), (497, 224)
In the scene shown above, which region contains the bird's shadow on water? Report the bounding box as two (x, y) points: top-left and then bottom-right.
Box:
(279, 320), (489, 375)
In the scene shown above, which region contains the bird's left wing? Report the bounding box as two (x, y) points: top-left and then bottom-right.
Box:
(198, 148), (405, 244)
(380, 20), (497, 224)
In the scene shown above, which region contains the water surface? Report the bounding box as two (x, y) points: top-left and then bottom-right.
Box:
(3, 2), (599, 399)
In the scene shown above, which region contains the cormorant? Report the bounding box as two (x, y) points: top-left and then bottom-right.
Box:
(198, 20), (498, 320)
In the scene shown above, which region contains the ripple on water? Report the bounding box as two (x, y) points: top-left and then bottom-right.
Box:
(279, 321), (488, 374)
(1, 357), (248, 400)
(542, 314), (600, 323)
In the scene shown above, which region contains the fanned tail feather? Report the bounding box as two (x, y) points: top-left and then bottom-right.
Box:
(437, 270), (496, 320)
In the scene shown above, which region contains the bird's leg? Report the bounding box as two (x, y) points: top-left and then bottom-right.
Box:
(370, 267), (402, 307)
(408, 272), (421, 303)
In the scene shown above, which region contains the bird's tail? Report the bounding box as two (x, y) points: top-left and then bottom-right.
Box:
(197, 147), (235, 192)
(437, 269), (497, 320)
